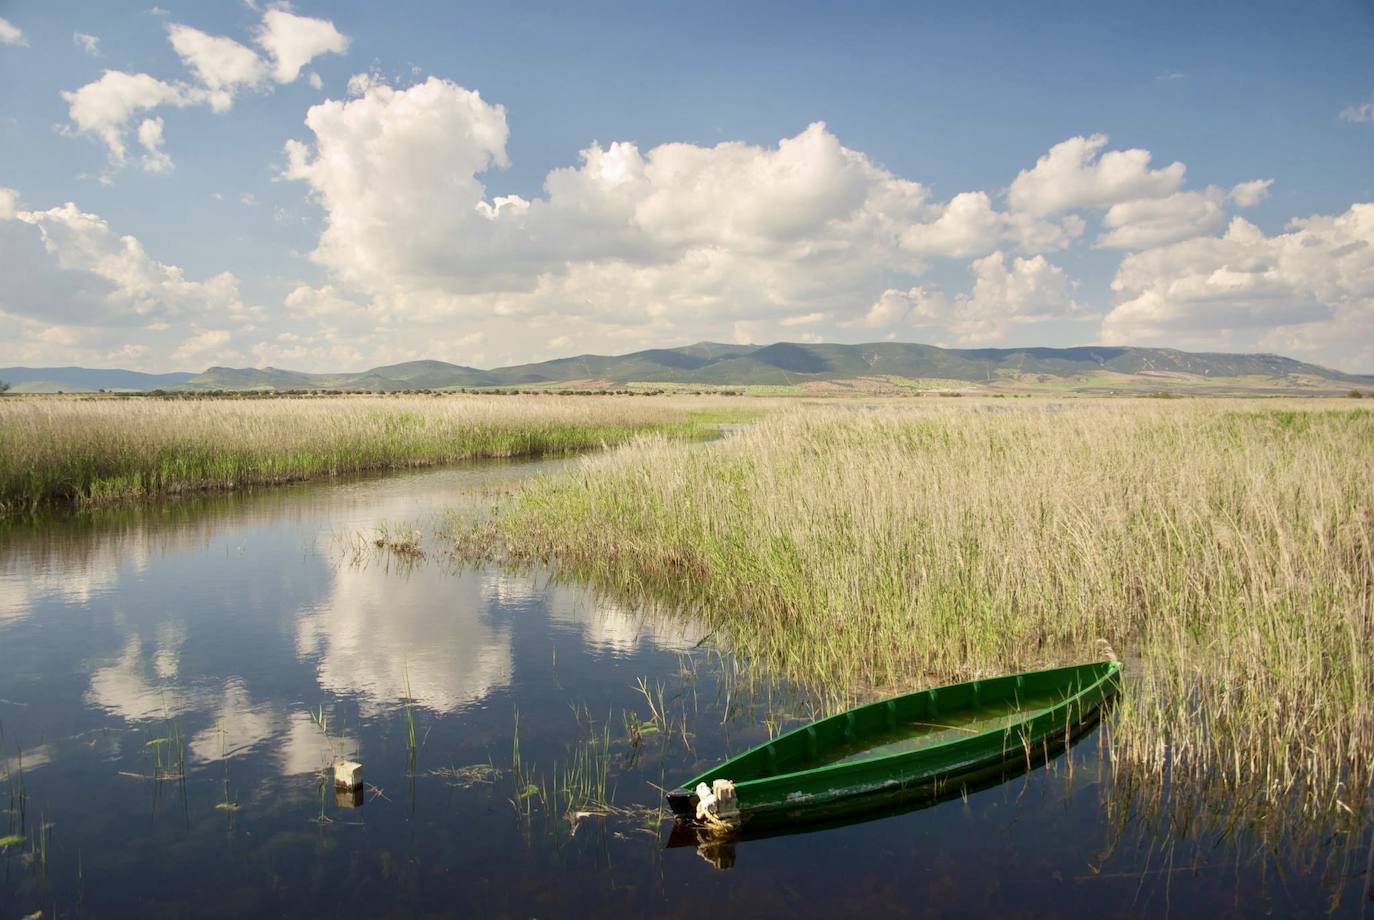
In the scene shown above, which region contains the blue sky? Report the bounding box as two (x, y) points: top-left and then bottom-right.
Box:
(1, 0), (1372, 372)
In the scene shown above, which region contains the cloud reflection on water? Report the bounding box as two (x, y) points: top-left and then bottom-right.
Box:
(541, 577), (708, 655)
(0, 576), (30, 624)
(296, 559), (514, 715)
(0, 536), (134, 628)
(11, 460), (710, 792)
(85, 634), (194, 722)
(187, 678), (277, 762)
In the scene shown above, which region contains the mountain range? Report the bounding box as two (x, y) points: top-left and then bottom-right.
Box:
(3, 342), (1370, 395)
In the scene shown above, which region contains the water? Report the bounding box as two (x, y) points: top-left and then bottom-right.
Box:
(1, 460), (1370, 917)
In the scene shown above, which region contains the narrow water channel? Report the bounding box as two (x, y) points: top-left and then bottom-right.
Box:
(0, 458), (1368, 916)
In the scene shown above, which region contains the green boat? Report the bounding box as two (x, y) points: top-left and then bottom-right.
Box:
(666, 729), (1096, 869)
(666, 660), (1121, 825)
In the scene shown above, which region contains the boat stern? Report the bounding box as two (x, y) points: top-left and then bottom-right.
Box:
(666, 787), (697, 821)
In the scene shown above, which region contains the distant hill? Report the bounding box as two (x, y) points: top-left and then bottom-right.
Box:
(183, 360), (493, 391)
(5, 343), (1371, 396)
(0, 366), (196, 393)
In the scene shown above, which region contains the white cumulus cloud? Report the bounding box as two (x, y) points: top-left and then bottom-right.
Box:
(137, 117), (173, 173)
(0, 194), (255, 368)
(61, 8), (349, 176)
(28, 50), (1374, 373)
(1229, 178), (1273, 207)
(8, 201), (250, 322)
(254, 9), (349, 83)
(897, 190), (1081, 258)
(278, 75), (1370, 364)
(1339, 100), (1374, 124)
(859, 252), (1089, 344)
(167, 23), (270, 111)
(0, 17), (26, 47)
(172, 329), (232, 361)
(1096, 188), (1227, 250)
(60, 70), (202, 172)
(899, 191), (1002, 258)
(280, 75), (1023, 339)
(1103, 204), (1374, 369)
(1008, 134), (1186, 216)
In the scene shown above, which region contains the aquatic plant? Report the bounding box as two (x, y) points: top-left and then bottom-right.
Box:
(373, 521), (424, 559)
(507, 706), (631, 834)
(402, 668), (427, 775)
(307, 702), (360, 770)
(146, 718), (186, 781)
(547, 715), (615, 824)
(1, 728), (26, 839)
(31, 807), (49, 877)
(216, 729), (239, 814)
(510, 708), (536, 818)
(432, 762), (502, 789)
(631, 677), (668, 734)
(463, 399), (1374, 832)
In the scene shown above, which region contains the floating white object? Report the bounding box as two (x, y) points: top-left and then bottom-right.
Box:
(334, 760), (363, 790)
(695, 778), (738, 823)
(712, 778), (739, 820)
(694, 782), (716, 820)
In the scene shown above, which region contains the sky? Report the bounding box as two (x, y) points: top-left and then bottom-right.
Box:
(1, 1), (1372, 374)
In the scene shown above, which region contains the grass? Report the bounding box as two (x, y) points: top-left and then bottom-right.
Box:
(459, 399), (1374, 834)
(0, 394), (750, 513)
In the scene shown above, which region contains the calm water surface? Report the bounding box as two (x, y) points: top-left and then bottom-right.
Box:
(1, 459), (1369, 917)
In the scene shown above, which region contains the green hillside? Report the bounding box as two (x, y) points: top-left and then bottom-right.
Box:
(10, 342), (1370, 395)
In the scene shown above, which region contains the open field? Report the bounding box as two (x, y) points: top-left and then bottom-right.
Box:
(459, 399), (1374, 832)
(0, 394), (755, 513)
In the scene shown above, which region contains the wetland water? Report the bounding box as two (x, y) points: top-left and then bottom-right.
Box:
(1, 458), (1370, 917)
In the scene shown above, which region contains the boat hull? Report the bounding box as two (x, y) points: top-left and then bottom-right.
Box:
(667, 660), (1120, 824)
(667, 706), (1107, 866)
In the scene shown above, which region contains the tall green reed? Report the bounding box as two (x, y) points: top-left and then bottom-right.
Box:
(463, 400), (1374, 833)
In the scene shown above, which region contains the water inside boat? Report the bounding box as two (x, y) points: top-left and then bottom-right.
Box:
(817, 689), (1074, 767)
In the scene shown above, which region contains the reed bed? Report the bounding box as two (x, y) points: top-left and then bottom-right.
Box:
(0, 395), (739, 513)
(462, 400), (1374, 828)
